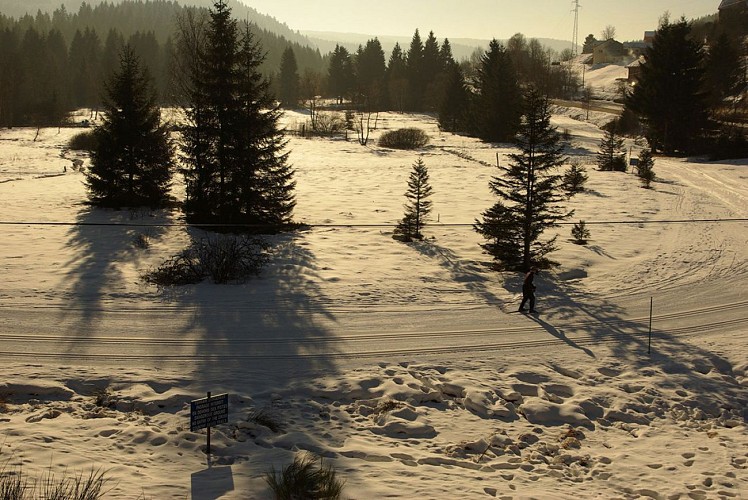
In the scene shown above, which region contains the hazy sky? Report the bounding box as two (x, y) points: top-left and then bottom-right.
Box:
(240, 0), (718, 41)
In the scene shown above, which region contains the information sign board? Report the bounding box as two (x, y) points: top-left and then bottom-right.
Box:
(190, 393), (228, 432)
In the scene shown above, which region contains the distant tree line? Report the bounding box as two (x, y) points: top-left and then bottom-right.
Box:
(0, 0), (325, 127)
(317, 30), (579, 143)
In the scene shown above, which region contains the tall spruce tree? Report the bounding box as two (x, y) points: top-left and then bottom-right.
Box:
(278, 46), (299, 108)
(704, 33), (744, 106)
(69, 27), (102, 109)
(438, 62), (468, 133)
(355, 38), (386, 108)
(421, 31), (442, 111)
(235, 22), (295, 226)
(86, 45), (173, 207)
(472, 39), (522, 143)
(395, 157), (433, 241)
(386, 43), (407, 113)
(405, 29), (424, 111)
(475, 87), (572, 271)
(327, 44), (354, 104)
(178, 0), (294, 228)
(625, 17), (710, 154)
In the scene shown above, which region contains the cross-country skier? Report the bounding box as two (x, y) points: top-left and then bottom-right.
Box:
(518, 267), (538, 313)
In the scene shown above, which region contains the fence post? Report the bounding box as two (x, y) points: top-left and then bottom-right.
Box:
(648, 297), (653, 354)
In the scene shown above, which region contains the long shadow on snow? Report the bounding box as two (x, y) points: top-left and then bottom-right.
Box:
(410, 239), (508, 309)
(172, 230), (339, 381)
(61, 207), (166, 350)
(167, 230), (358, 487)
(532, 272), (746, 416)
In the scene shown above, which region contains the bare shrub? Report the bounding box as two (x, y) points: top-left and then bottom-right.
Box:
(373, 400), (401, 416)
(68, 131), (97, 152)
(313, 112), (345, 136)
(379, 128), (429, 149)
(144, 235), (269, 286)
(265, 453), (344, 500)
(133, 233), (151, 250)
(93, 389), (116, 409)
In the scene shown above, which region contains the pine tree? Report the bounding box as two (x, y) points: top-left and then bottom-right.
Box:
(582, 34), (597, 54)
(178, 0), (295, 228)
(395, 157), (433, 241)
(355, 38), (386, 109)
(475, 87), (572, 271)
(597, 127), (627, 171)
(421, 31), (442, 111)
(571, 220), (590, 245)
(327, 44), (354, 104)
(562, 160), (588, 196)
(472, 39), (522, 143)
(386, 43), (407, 113)
(636, 148), (656, 188)
(625, 17), (710, 154)
(86, 45), (173, 207)
(405, 29), (424, 111)
(69, 27), (102, 109)
(234, 23), (295, 227)
(704, 33), (744, 106)
(438, 63), (467, 133)
(278, 46), (299, 108)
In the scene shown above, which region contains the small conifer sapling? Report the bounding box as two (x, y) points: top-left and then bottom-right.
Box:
(562, 160), (588, 197)
(571, 220), (591, 245)
(636, 148), (656, 188)
(394, 157), (433, 241)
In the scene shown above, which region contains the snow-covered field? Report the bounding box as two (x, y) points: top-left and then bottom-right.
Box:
(0, 108), (746, 499)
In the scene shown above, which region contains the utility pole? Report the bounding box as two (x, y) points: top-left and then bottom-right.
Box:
(571, 0), (581, 57)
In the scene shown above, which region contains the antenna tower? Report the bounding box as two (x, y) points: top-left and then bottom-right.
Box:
(571, 0), (580, 57)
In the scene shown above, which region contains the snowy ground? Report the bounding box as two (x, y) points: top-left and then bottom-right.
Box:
(0, 108), (746, 499)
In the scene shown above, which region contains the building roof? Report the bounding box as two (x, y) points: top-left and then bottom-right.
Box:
(719, 0), (747, 9)
(626, 57), (645, 68)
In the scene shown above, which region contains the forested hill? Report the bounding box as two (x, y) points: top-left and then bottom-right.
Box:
(0, 0), (325, 73)
(0, 0), (315, 47)
(0, 0), (326, 127)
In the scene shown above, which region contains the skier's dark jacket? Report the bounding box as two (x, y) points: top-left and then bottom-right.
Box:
(522, 271), (536, 293)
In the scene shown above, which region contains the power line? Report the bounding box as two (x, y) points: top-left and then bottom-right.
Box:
(0, 218), (746, 229)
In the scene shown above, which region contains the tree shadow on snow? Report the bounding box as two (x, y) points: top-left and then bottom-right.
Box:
(167, 230), (340, 383)
(61, 206), (167, 349)
(530, 272), (745, 411)
(410, 239), (509, 310)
